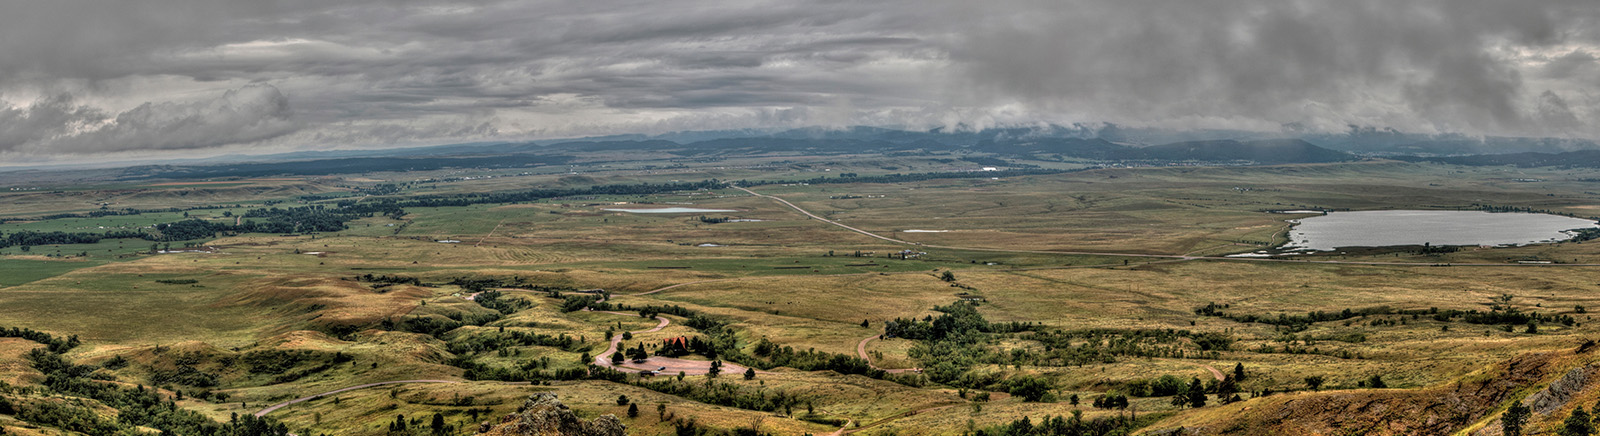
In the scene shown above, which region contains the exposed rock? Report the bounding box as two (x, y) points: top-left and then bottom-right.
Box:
(1471, 362), (1600, 436)
(1525, 363), (1595, 414)
(477, 393), (626, 436)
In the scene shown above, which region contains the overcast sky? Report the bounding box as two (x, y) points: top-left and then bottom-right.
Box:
(2, 0), (1598, 162)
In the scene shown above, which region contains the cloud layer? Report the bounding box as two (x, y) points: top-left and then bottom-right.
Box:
(2, 0), (1599, 159)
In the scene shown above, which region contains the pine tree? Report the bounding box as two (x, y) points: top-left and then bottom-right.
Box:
(1503, 402), (1530, 436)
(1559, 407), (1593, 436)
(628, 403), (639, 418)
(430, 413), (446, 435)
(1185, 377), (1208, 408)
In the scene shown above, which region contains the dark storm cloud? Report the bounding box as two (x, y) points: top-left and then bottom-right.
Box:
(1, 0), (1598, 160)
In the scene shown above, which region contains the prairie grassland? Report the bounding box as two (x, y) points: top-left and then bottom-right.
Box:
(0, 179), (335, 217)
(0, 257), (105, 286)
(0, 338), (44, 385)
(10, 160), (1600, 435)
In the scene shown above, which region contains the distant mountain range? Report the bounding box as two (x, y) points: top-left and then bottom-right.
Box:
(14, 124), (1600, 179)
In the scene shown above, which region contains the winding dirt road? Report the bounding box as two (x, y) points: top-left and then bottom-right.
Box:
(855, 333), (917, 374)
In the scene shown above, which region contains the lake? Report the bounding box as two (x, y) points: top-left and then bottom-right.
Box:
(603, 207), (738, 214)
(1285, 210), (1597, 251)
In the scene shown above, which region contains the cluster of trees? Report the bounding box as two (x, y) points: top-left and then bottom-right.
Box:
(379, 312), (502, 338)
(1433, 305), (1575, 327)
(1554, 402), (1600, 436)
(471, 290), (533, 315)
(884, 302), (1029, 340)
(748, 337), (879, 376)
(448, 330), (586, 356)
(0, 326), (79, 353)
(23, 348), (291, 435)
(4, 200), (411, 251)
(448, 276), (514, 292)
(453, 359), (591, 383)
(656, 336), (717, 358)
(1193, 302), (1423, 328)
(884, 302), (1039, 387)
(630, 305), (885, 380)
(973, 412), (1145, 436)
(1119, 372), (1241, 403)
(0, 229), (150, 249)
(1, 204), (240, 225)
(634, 377), (807, 415)
(560, 295), (604, 312)
(240, 350), (351, 377)
(384, 412), (455, 436)
(354, 274), (423, 286)
(147, 362), (220, 387)
(1020, 328), (1232, 366)
(1195, 300), (1573, 332)
(1090, 394), (1128, 409)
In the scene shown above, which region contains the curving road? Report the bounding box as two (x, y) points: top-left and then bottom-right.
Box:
(254, 380), (459, 417)
(855, 333), (917, 374)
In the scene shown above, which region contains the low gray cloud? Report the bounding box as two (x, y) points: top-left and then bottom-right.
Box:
(2, 0), (1599, 160)
(0, 85), (296, 154)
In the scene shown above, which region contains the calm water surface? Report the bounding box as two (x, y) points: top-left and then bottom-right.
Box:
(1285, 210), (1597, 251)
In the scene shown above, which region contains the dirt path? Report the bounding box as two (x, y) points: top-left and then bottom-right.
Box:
(632, 278), (740, 296)
(856, 333), (917, 373)
(254, 380), (459, 417)
(734, 186), (916, 245)
(476, 219), (505, 247)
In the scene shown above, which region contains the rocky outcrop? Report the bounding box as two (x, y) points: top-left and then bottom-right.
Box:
(1471, 362), (1599, 436)
(477, 393), (626, 436)
(1526, 364), (1596, 414)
